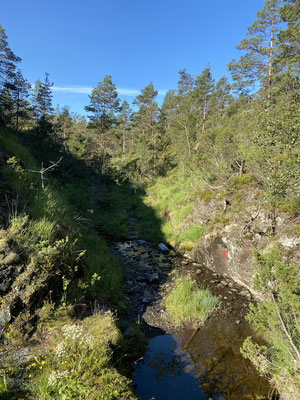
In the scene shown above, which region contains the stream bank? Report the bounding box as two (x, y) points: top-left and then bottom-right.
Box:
(113, 219), (276, 400)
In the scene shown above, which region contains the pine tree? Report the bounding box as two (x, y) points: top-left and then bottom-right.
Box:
(228, 0), (282, 96)
(210, 76), (233, 115)
(277, 0), (300, 71)
(117, 100), (132, 163)
(177, 68), (194, 95)
(10, 70), (31, 131)
(133, 82), (159, 174)
(193, 65), (215, 134)
(54, 106), (73, 150)
(0, 24), (21, 88)
(85, 75), (120, 173)
(32, 73), (54, 120)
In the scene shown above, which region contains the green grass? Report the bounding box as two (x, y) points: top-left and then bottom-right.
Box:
(176, 225), (204, 245)
(165, 277), (220, 327)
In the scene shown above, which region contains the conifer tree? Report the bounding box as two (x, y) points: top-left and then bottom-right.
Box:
(117, 100), (132, 163)
(0, 24), (21, 88)
(32, 73), (54, 120)
(277, 0), (300, 70)
(55, 106), (73, 150)
(177, 68), (194, 95)
(133, 82), (159, 173)
(85, 75), (120, 173)
(193, 65), (215, 134)
(210, 76), (233, 115)
(228, 0), (282, 96)
(10, 70), (31, 131)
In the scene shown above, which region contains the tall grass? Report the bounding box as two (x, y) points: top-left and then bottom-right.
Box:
(165, 277), (220, 327)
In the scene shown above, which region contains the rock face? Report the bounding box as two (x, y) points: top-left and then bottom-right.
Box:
(192, 208), (300, 293)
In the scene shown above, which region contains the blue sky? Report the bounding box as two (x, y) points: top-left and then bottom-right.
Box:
(2, 0), (264, 114)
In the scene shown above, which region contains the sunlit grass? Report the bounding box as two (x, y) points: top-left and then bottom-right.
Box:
(165, 277), (219, 327)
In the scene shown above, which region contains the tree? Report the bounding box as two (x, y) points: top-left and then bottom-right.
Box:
(177, 68), (194, 95)
(54, 106), (73, 150)
(117, 100), (132, 163)
(210, 76), (233, 116)
(10, 70), (31, 131)
(133, 82), (159, 174)
(0, 24), (21, 88)
(85, 75), (120, 174)
(228, 0), (282, 97)
(193, 65), (215, 134)
(32, 73), (54, 120)
(277, 0), (300, 71)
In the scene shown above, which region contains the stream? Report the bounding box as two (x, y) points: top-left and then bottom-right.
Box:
(113, 219), (273, 400)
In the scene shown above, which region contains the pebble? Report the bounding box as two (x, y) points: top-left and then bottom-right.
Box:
(236, 320), (241, 325)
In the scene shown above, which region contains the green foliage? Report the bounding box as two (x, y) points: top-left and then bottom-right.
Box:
(165, 277), (220, 327)
(81, 233), (122, 303)
(27, 314), (136, 400)
(241, 249), (300, 399)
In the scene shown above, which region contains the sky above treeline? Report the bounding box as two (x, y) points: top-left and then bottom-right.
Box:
(3, 0), (265, 114)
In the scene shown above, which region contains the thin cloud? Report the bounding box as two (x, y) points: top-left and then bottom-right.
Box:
(51, 86), (167, 96)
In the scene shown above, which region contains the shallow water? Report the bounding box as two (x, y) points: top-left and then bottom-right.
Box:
(133, 335), (207, 400)
(133, 325), (270, 400)
(116, 238), (272, 400)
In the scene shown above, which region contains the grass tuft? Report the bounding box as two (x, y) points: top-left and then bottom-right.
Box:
(165, 277), (219, 327)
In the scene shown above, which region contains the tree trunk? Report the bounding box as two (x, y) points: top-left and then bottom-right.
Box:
(267, 4), (275, 104)
(202, 99), (207, 134)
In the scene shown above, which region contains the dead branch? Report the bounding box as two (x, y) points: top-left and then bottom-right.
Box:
(27, 157), (63, 190)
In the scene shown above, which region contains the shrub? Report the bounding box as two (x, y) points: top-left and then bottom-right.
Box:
(241, 249), (300, 400)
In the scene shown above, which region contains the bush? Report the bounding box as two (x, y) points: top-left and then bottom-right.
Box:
(241, 249), (300, 400)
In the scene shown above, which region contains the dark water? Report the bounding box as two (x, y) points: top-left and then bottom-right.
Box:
(133, 322), (271, 400)
(133, 335), (207, 400)
(116, 237), (272, 400)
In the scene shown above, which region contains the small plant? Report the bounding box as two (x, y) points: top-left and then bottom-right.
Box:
(165, 277), (220, 327)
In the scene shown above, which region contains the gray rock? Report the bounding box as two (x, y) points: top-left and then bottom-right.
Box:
(123, 326), (135, 338)
(148, 273), (159, 282)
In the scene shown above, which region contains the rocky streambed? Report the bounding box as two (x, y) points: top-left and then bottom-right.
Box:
(113, 219), (275, 400)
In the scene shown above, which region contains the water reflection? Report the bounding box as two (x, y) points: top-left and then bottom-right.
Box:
(133, 335), (207, 400)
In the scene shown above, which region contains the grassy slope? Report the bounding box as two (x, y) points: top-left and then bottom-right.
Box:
(0, 129), (137, 399)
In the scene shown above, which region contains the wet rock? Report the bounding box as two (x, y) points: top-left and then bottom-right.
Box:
(158, 243), (169, 252)
(148, 273), (159, 283)
(123, 326), (135, 338)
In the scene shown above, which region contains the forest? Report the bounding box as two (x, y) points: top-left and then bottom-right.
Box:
(0, 0), (299, 399)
